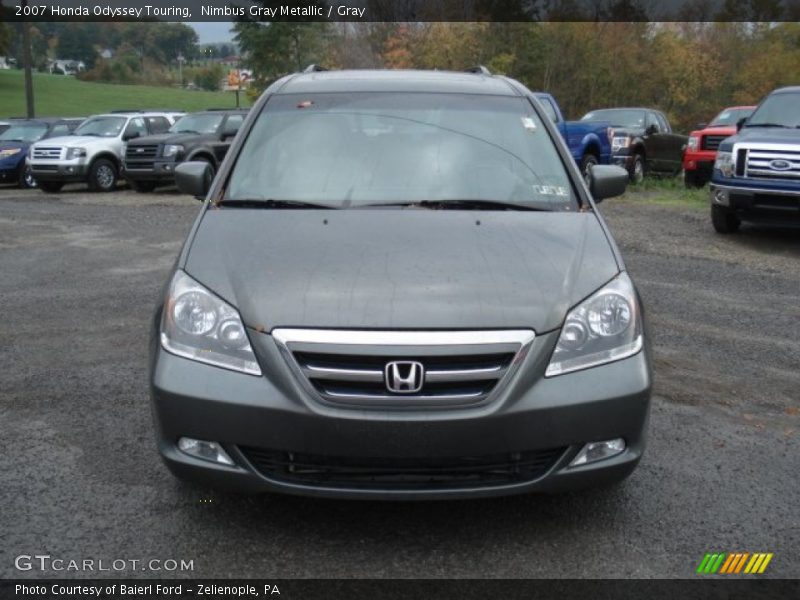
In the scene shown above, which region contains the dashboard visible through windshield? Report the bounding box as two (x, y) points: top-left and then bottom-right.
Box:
(225, 93), (577, 211)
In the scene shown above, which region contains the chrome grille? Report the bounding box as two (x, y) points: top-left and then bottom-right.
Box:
(32, 146), (62, 160)
(125, 144), (159, 159)
(125, 144), (159, 170)
(744, 146), (800, 180)
(272, 329), (535, 409)
(701, 135), (726, 151)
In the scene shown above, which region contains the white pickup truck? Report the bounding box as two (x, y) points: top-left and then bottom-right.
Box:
(29, 111), (181, 192)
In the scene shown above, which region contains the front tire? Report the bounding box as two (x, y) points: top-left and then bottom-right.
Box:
(88, 158), (118, 192)
(580, 153), (599, 186)
(19, 165), (38, 189)
(630, 153), (645, 184)
(684, 170), (706, 189)
(129, 180), (157, 193)
(711, 204), (741, 234)
(38, 181), (63, 193)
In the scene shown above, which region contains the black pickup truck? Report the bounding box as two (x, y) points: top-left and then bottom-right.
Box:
(123, 109), (247, 192)
(581, 108), (688, 183)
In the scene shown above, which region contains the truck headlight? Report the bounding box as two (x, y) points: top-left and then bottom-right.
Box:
(714, 151), (734, 177)
(163, 144), (184, 158)
(160, 270), (261, 376)
(687, 136), (699, 151)
(66, 147), (87, 159)
(0, 148), (21, 158)
(612, 136), (630, 151)
(546, 272), (643, 377)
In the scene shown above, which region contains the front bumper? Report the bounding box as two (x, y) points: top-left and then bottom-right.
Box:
(710, 180), (800, 225)
(683, 150), (716, 173)
(150, 328), (652, 499)
(29, 162), (88, 182)
(124, 160), (178, 183)
(0, 163), (23, 182)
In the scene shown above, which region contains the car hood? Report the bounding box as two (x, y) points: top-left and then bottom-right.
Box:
(611, 127), (645, 138)
(129, 133), (208, 146)
(720, 127), (800, 151)
(183, 210), (620, 333)
(0, 141), (29, 152)
(33, 135), (108, 148)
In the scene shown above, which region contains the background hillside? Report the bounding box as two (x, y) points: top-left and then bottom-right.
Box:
(0, 71), (247, 118)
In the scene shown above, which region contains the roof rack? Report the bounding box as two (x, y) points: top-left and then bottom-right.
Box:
(465, 65), (492, 75)
(109, 109), (184, 114)
(303, 64), (327, 73)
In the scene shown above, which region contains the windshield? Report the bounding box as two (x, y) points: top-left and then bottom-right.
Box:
(0, 123), (48, 142)
(75, 116), (127, 137)
(581, 109), (645, 129)
(170, 113), (224, 134)
(746, 92), (800, 128)
(710, 107), (754, 127)
(226, 93), (576, 210)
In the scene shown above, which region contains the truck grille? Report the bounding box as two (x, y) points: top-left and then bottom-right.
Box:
(701, 135), (727, 151)
(271, 329), (535, 409)
(125, 144), (159, 170)
(240, 446), (566, 490)
(743, 146), (800, 180)
(32, 146), (62, 160)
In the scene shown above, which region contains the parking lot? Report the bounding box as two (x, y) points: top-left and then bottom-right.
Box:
(1, 185), (798, 578)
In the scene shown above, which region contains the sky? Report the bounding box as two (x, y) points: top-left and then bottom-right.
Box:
(191, 22), (236, 44)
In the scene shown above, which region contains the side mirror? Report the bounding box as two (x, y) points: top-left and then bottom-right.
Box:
(589, 165), (629, 202)
(645, 124), (658, 136)
(175, 161), (213, 200)
(696, 122), (707, 130)
(736, 117), (747, 132)
(123, 131), (140, 142)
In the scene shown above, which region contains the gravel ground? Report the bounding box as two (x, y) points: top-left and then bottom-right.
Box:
(0, 185), (797, 579)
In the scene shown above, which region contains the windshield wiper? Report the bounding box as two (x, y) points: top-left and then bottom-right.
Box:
(360, 199), (551, 211)
(745, 123), (788, 128)
(174, 129), (201, 134)
(215, 199), (338, 209)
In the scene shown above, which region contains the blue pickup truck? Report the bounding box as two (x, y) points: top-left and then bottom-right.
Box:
(534, 93), (613, 181)
(709, 86), (800, 233)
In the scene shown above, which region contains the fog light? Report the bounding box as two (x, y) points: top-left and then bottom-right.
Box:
(569, 438), (625, 467)
(713, 189), (729, 206)
(178, 437), (234, 466)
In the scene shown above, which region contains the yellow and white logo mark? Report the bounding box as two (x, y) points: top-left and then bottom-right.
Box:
(697, 552), (773, 574)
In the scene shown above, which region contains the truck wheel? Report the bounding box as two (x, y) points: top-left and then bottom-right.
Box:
(19, 165), (38, 189)
(684, 170), (706, 188)
(130, 180), (157, 193)
(630, 154), (645, 184)
(711, 205), (740, 234)
(38, 181), (63, 193)
(88, 158), (118, 192)
(580, 153), (599, 186)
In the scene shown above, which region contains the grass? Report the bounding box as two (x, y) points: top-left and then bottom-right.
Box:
(0, 70), (249, 118)
(624, 174), (708, 208)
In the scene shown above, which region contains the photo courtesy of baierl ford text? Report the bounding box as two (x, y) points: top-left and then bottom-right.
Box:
(0, 1), (798, 598)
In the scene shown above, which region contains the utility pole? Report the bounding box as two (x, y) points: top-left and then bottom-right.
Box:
(21, 0), (35, 117)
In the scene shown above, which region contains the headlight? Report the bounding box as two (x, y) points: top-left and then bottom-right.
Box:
(66, 147), (87, 159)
(163, 144), (184, 158)
(714, 151), (734, 177)
(160, 270), (261, 375)
(0, 148), (22, 158)
(546, 272), (643, 377)
(612, 136), (630, 150)
(687, 136), (699, 151)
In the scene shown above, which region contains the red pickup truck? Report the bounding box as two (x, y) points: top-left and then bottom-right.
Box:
(683, 106), (755, 187)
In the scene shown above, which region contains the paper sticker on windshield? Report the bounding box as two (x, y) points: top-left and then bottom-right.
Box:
(521, 117), (537, 131)
(533, 185), (569, 197)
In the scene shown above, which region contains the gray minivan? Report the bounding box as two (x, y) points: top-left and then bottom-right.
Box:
(150, 68), (652, 499)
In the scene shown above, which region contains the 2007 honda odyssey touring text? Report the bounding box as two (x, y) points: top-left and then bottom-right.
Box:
(150, 67), (652, 499)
